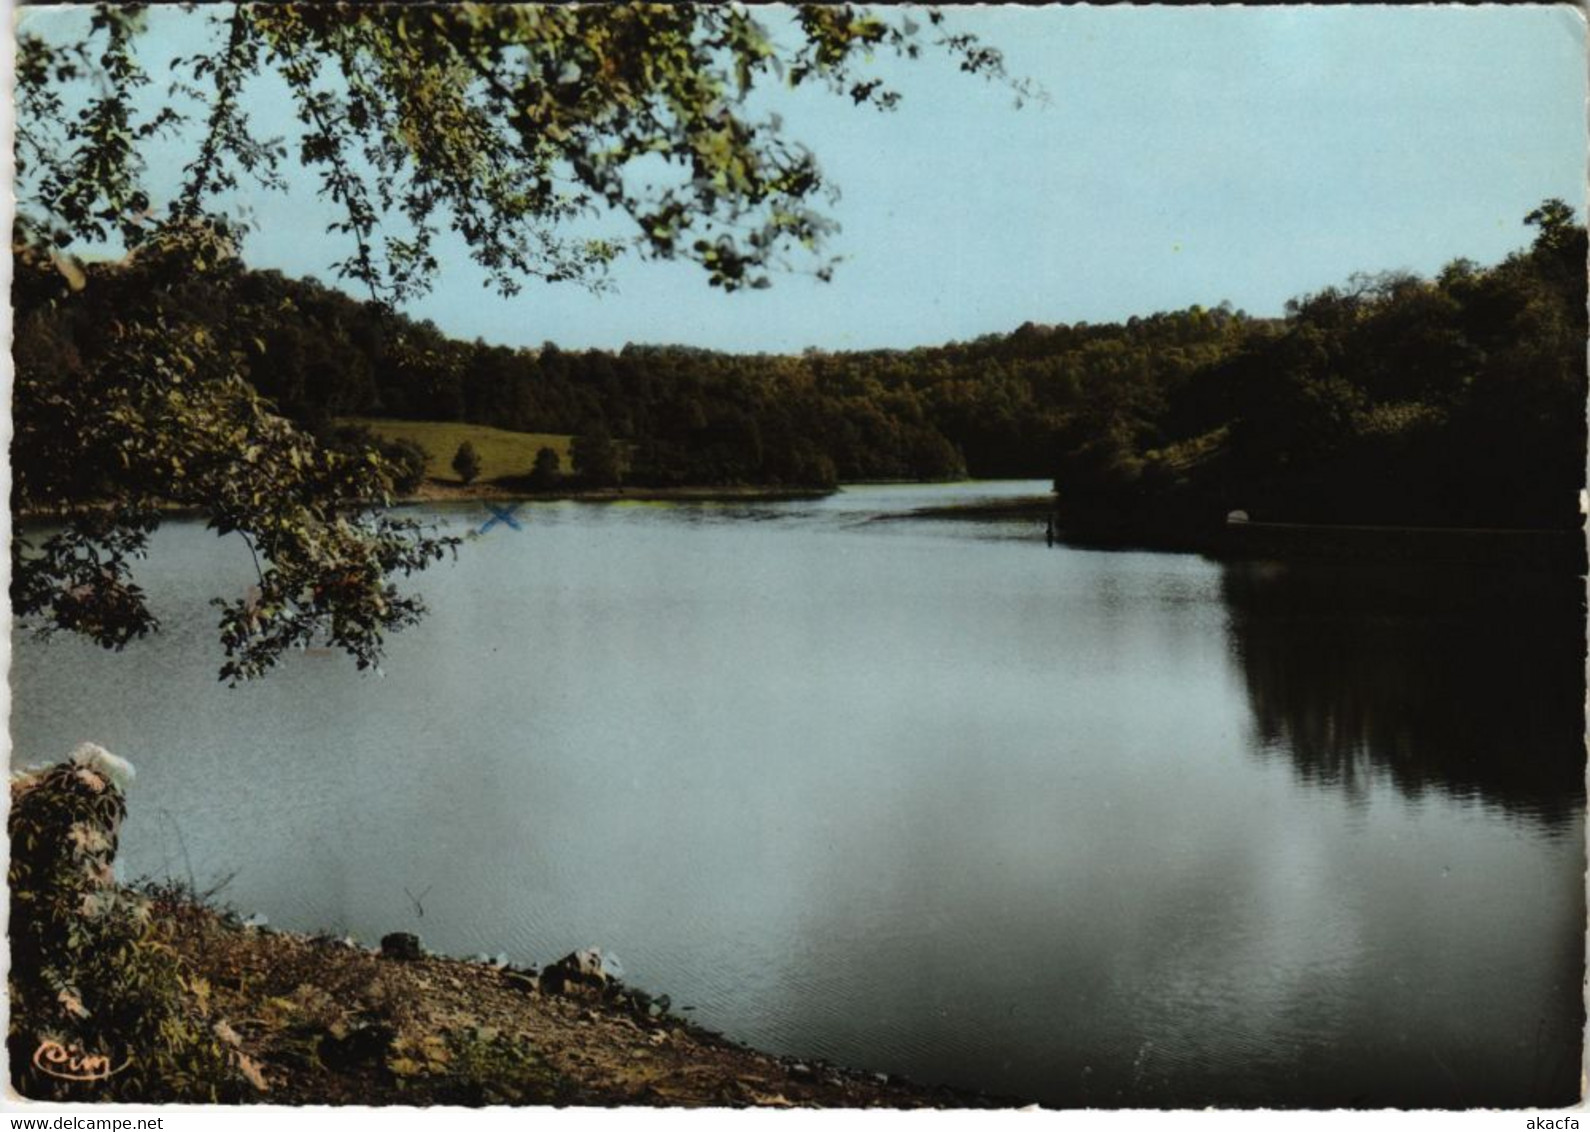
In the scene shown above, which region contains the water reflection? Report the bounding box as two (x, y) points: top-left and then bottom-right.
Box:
(1222, 559), (1586, 824)
(11, 491), (1586, 1108)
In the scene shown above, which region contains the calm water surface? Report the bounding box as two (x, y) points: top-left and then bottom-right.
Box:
(11, 482), (1584, 1107)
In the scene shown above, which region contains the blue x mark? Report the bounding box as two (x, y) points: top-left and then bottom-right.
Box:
(476, 502), (525, 535)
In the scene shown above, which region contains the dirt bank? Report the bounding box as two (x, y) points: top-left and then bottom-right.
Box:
(137, 894), (997, 1108)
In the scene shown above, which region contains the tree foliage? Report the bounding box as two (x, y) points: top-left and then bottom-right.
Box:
(450, 441), (482, 485)
(12, 3), (1026, 681)
(528, 446), (562, 490)
(570, 426), (622, 488)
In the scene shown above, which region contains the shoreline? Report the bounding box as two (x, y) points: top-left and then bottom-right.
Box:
(403, 479), (836, 506)
(877, 496), (1585, 572)
(1071, 517), (1587, 572)
(130, 891), (1007, 1108)
(869, 496), (1055, 522)
(11, 481), (840, 526)
(8, 756), (1013, 1109)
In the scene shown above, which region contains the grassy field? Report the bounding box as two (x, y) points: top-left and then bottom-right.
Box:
(341, 418), (574, 483)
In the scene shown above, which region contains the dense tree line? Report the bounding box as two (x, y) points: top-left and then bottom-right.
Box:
(13, 254), (1251, 489)
(1053, 201), (1587, 535)
(16, 202), (1581, 528)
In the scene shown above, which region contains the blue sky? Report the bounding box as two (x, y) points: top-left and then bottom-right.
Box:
(20, 4), (1588, 353)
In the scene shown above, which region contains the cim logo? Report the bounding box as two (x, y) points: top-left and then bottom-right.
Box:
(31, 1039), (128, 1082)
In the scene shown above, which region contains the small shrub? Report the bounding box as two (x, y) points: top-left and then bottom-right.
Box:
(451, 441), (483, 485)
(528, 446), (561, 490)
(389, 1026), (562, 1106)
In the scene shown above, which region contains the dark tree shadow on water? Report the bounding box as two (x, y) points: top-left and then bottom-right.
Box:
(1221, 558), (1586, 826)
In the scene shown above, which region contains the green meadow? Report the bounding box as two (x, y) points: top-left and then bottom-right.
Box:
(342, 418), (575, 483)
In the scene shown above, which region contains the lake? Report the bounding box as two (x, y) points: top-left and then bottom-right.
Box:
(10, 481), (1585, 1107)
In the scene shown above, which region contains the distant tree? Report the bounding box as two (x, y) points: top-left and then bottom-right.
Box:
(1524, 198), (1579, 253)
(571, 427), (622, 488)
(528, 446), (562, 491)
(451, 441), (483, 485)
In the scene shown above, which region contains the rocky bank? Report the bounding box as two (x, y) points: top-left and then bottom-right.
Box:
(8, 746), (1000, 1108)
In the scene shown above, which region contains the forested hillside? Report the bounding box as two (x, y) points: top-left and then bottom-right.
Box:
(14, 202), (1582, 529)
(13, 248), (1248, 489)
(1055, 200), (1586, 535)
